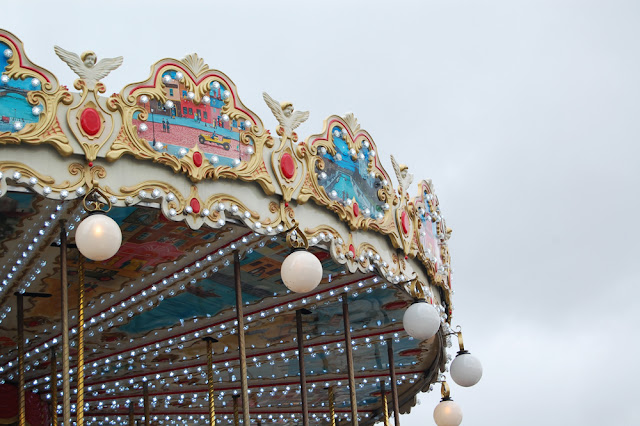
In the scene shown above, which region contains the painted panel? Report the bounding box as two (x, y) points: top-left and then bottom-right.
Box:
(132, 71), (253, 168)
(0, 42), (42, 133)
(317, 125), (386, 220)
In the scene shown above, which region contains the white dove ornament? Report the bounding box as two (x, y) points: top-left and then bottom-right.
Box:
(54, 46), (123, 90)
(262, 92), (309, 143)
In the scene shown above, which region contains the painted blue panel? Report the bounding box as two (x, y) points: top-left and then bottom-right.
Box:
(318, 126), (386, 219)
(0, 42), (41, 133)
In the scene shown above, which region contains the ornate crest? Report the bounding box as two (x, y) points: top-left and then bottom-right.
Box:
(263, 92), (310, 202)
(391, 155), (416, 256)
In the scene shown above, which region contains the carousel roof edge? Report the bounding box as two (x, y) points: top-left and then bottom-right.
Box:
(0, 28), (454, 309)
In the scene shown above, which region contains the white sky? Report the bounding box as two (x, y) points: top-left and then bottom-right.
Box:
(3, 0), (640, 424)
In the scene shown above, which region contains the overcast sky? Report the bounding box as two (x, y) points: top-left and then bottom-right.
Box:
(4, 0), (640, 424)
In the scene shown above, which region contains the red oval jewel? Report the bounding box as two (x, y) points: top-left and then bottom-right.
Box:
(280, 152), (295, 179)
(193, 151), (203, 167)
(349, 244), (356, 257)
(401, 211), (410, 234)
(80, 108), (101, 136)
(190, 198), (201, 214)
(353, 202), (359, 217)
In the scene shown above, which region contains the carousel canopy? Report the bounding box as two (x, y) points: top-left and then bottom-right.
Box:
(0, 28), (459, 425)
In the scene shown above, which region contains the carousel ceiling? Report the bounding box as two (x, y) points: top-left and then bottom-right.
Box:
(0, 27), (460, 425)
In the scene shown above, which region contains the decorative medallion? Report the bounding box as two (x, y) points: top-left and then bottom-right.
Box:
(280, 151), (296, 180)
(401, 210), (410, 234)
(189, 197), (201, 214)
(192, 151), (203, 167)
(76, 103), (104, 139)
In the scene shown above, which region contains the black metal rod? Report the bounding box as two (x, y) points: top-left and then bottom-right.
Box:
(143, 381), (150, 426)
(234, 251), (250, 424)
(387, 338), (401, 426)
(128, 403), (135, 426)
(342, 296), (358, 425)
(296, 309), (309, 426)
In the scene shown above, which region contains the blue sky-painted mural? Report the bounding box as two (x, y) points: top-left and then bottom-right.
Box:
(0, 42), (42, 133)
(318, 126), (385, 219)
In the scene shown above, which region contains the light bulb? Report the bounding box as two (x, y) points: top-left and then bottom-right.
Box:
(280, 250), (323, 293)
(75, 213), (122, 261)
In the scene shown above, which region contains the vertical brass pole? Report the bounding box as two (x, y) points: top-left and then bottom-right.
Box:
(17, 293), (25, 426)
(51, 347), (58, 426)
(204, 337), (218, 424)
(143, 381), (150, 426)
(296, 309), (309, 426)
(233, 395), (240, 426)
(60, 221), (71, 426)
(381, 381), (389, 426)
(128, 403), (135, 425)
(328, 386), (336, 426)
(76, 257), (85, 426)
(341, 296), (358, 425)
(15, 292), (51, 426)
(233, 251), (250, 424)
(386, 338), (401, 426)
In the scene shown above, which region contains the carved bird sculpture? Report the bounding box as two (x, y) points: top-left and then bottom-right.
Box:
(54, 46), (123, 89)
(262, 92), (309, 138)
(390, 154), (413, 196)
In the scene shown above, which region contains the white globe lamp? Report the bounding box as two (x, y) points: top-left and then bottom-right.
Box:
(402, 300), (440, 340)
(75, 213), (122, 261)
(433, 399), (463, 426)
(281, 249), (323, 293)
(450, 351), (483, 387)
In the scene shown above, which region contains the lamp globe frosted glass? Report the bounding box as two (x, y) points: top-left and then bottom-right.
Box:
(402, 301), (440, 340)
(281, 250), (323, 293)
(450, 352), (483, 387)
(75, 213), (122, 261)
(433, 400), (463, 426)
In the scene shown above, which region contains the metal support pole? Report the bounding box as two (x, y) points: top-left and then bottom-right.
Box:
(296, 309), (310, 426)
(386, 338), (401, 426)
(328, 386), (336, 426)
(51, 347), (58, 426)
(233, 251), (250, 424)
(128, 403), (135, 426)
(60, 221), (71, 426)
(143, 381), (150, 426)
(204, 337), (218, 425)
(17, 293), (25, 426)
(381, 381), (389, 426)
(233, 395), (240, 426)
(77, 257), (85, 426)
(342, 296), (358, 425)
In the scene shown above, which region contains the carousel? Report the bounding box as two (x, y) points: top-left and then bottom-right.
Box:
(0, 29), (482, 425)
